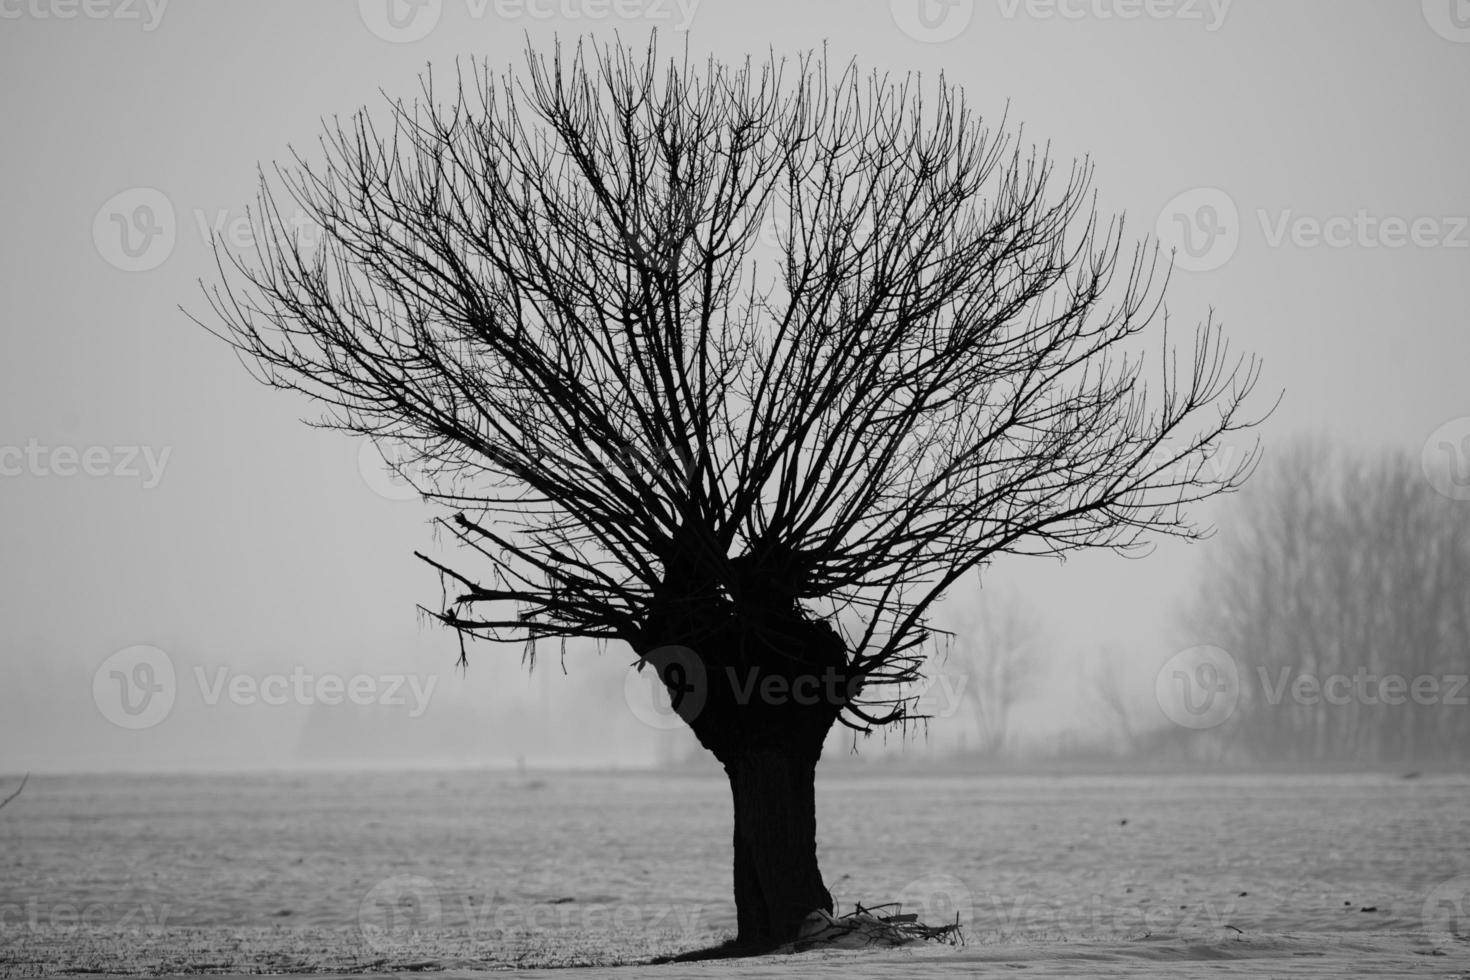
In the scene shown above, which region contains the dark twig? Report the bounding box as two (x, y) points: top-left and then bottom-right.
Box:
(0, 772), (29, 811)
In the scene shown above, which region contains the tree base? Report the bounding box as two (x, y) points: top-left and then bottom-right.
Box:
(648, 903), (965, 963)
(646, 937), (783, 963)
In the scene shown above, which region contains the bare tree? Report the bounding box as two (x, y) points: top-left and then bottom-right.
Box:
(1088, 645), (1137, 753)
(1184, 439), (1470, 763)
(191, 36), (1262, 952)
(949, 582), (1043, 754)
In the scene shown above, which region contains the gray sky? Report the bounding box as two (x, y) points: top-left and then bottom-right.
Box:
(2, 0), (1467, 773)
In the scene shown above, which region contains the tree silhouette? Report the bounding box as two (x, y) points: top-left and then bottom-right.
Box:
(193, 36), (1263, 953)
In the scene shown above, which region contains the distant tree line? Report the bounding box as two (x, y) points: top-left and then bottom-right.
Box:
(1185, 440), (1470, 763)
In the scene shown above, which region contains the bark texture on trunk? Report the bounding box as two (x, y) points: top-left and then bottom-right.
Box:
(724, 740), (834, 946)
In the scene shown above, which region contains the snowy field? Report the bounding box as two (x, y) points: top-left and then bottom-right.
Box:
(1, 767), (1467, 977)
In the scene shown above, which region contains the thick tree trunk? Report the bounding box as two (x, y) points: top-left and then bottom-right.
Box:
(724, 739), (833, 947)
(640, 559), (854, 955)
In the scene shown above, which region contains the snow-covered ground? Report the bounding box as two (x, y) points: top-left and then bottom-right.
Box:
(1, 768), (1466, 976)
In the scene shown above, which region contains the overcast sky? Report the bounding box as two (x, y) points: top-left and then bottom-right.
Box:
(2, 0), (1467, 773)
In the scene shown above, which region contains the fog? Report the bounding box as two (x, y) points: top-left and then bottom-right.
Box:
(2, 1), (1468, 774)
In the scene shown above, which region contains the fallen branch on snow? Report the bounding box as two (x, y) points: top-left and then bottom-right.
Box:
(778, 902), (964, 952)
